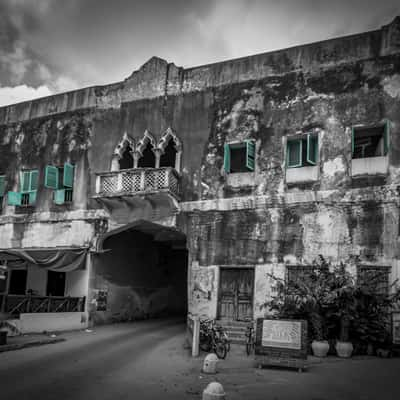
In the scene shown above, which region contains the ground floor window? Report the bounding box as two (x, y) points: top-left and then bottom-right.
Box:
(8, 269), (27, 295)
(46, 271), (66, 297)
(286, 265), (314, 286)
(357, 266), (390, 296)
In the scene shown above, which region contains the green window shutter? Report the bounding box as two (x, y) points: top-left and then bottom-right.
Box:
(28, 191), (37, 205)
(306, 134), (318, 165)
(287, 140), (302, 168)
(8, 191), (21, 206)
(351, 127), (355, 156)
(30, 170), (38, 191)
(54, 189), (65, 205)
(384, 120), (390, 155)
(246, 141), (255, 171)
(223, 144), (231, 173)
(21, 170), (39, 193)
(20, 171), (30, 193)
(63, 163), (74, 188)
(45, 166), (59, 189)
(0, 176), (5, 197)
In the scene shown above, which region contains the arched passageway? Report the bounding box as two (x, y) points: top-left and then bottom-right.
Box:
(91, 221), (187, 323)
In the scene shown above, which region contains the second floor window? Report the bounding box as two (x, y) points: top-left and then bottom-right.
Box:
(8, 169), (38, 206)
(224, 140), (255, 173)
(45, 163), (74, 205)
(287, 134), (318, 168)
(352, 122), (389, 159)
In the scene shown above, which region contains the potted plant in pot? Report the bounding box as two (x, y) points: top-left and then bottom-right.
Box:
(327, 264), (357, 358)
(352, 269), (400, 355)
(264, 256), (332, 357)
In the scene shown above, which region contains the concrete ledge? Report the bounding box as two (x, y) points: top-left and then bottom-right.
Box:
(286, 166), (319, 183)
(351, 156), (388, 176)
(17, 312), (88, 334)
(0, 337), (65, 353)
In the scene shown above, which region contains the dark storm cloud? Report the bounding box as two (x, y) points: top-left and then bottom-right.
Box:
(0, 0), (399, 106)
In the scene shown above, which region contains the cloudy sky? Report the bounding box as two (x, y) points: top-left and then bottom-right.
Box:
(0, 0), (398, 106)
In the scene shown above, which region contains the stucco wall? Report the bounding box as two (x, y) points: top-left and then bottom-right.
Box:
(0, 18), (399, 325)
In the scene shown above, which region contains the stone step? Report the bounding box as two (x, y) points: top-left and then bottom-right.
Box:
(216, 319), (251, 327)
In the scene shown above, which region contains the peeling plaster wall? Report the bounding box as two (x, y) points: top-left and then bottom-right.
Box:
(0, 19), (399, 323)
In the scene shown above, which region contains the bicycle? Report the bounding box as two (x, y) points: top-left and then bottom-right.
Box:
(214, 323), (231, 353)
(245, 322), (255, 356)
(199, 319), (228, 359)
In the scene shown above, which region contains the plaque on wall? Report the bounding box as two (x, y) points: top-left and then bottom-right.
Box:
(255, 318), (308, 371)
(95, 290), (108, 311)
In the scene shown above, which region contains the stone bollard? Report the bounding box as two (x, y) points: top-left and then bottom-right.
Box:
(202, 382), (226, 400)
(202, 353), (219, 374)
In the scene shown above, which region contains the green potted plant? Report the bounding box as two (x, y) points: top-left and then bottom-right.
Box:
(325, 264), (357, 358)
(264, 256), (332, 357)
(352, 270), (400, 355)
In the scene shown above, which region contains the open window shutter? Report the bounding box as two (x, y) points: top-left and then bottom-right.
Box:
(8, 191), (21, 206)
(63, 163), (74, 188)
(29, 170), (39, 191)
(45, 166), (59, 189)
(223, 144), (231, 173)
(28, 190), (37, 205)
(287, 140), (302, 168)
(246, 141), (255, 171)
(54, 189), (65, 205)
(0, 176), (5, 197)
(21, 171), (30, 193)
(306, 134), (318, 165)
(384, 120), (390, 155)
(351, 127), (355, 156)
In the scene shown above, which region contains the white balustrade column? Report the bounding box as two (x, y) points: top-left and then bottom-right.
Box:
(117, 172), (123, 191)
(95, 175), (101, 194)
(140, 169), (146, 191)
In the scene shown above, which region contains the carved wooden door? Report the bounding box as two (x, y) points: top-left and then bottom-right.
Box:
(218, 268), (254, 321)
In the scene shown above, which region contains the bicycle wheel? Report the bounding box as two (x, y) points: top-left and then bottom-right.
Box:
(246, 341), (252, 356)
(214, 341), (227, 359)
(223, 338), (231, 353)
(199, 333), (212, 352)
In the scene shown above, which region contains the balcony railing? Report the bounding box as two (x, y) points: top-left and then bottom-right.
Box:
(95, 167), (180, 199)
(2, 295), (85, 316)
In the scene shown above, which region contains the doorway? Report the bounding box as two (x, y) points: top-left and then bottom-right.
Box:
(218, 268), (254, 321)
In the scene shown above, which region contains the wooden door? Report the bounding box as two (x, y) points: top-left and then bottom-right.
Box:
(218, 268), (254, 321)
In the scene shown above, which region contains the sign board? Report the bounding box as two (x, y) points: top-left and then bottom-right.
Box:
(255, 318), (308, 371)
(392, 312), (400, 345)
(261, 319), (302, 350)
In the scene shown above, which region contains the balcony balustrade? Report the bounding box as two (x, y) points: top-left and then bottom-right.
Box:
(95, 167), (180, 199)
(1, 295), (85, 316)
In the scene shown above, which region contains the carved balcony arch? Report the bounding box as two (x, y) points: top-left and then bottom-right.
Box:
(157, 127), (182, 172)
(111, 133), (135, 171)
(134, 130), (157, 168)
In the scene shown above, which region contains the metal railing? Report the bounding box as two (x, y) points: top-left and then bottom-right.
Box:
(95, 167), (180, 199)
(2, 295), (85, 316)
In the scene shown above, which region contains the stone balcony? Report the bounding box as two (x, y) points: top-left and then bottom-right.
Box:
(93, 167), (180, 223)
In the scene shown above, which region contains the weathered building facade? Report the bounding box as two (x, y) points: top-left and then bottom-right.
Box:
(0, 17), (400, 333)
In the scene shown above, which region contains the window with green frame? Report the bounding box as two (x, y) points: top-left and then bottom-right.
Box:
(45, 163), (74, 205)
(224, 140), (255, 173)
(352, 121), (389, 159)
(8, 169), (38, 206)
(286, 133), (318, 168)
